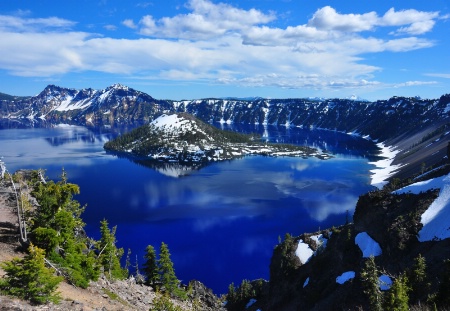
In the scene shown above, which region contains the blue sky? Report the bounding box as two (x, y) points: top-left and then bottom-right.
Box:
(1, 0), (449, 100)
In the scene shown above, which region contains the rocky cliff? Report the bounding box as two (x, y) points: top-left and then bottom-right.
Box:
(228, 167), (450, 310)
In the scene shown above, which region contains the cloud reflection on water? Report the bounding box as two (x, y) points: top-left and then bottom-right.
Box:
(134, 156), (365, 225)
(0, 126), (116, 174)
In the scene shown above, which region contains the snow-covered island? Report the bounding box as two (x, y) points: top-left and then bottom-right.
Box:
(104, 113), (332, 165)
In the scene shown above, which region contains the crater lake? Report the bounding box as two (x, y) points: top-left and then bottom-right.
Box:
(0, 122), (381, 294)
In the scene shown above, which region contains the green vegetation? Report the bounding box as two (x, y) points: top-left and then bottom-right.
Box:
(360, 256), (383, 311)
(0, 168), (193, 307)
(97, 219), (128, 280)
(225, 279), (266, 311)
(359, 254), (449, 311)
(277, 233), (297, 275)
(103, 112), (320, 165)
(158, 242), (187, 299)
(140, 242), (187, 299)
(143, 244), (159, 287)
(150, 294), (183, 311)
(27, 169), (99, 288)
(103, 113), (257, 157)
(102, 287), (130, 307)
(0, 244), (63, 304)
(384, 274), (410, 311)
(406, 254), (430, 304)
(0, 169), (130, 304)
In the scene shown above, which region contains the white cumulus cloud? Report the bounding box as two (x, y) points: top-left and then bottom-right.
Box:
(0, 2), (446, 92)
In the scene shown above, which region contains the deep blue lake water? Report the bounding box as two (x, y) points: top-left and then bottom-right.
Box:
(0, 123), (380, 294)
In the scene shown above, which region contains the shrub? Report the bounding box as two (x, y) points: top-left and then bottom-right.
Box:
(0, 244), (63, 304)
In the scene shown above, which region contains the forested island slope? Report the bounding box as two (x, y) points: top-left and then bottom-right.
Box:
(104, 113), (331, 164)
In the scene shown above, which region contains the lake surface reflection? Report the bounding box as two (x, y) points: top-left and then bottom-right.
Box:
(0, 123), (379, 293)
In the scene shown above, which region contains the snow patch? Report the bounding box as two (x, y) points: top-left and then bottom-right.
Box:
(355, 232), (382, 257)
(303, 277), (310, 288)
(310, 233), (329, 250)
(395, 173), (450, 241)
(336, 271), (355, 284)
(151, 114), (186, 128)
(295, 240), (314, 264)
(369, 143), (404, 189)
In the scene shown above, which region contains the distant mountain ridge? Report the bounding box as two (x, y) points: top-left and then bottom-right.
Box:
(2, 84), (450, 178)
(1, 84), (448, 140)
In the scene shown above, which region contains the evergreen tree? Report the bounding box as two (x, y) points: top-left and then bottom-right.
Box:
(238, 279), (253, 301)
(407, 254), (429, 303)
(384, 274), (409, 311)
(98, 219), (127, 280)
(227, 282), (237, 304)
(143, 245), (159, 287)
(158, 242), (185, 299)
(27, 170), (98, 288)
(360, 256), (383, 311)
(0, 244), (63, 304)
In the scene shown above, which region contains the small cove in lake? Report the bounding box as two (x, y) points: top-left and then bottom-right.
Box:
(0, 122), (381, 294)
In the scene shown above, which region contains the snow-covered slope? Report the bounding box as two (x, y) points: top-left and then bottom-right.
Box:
(395, 172), (450, 241)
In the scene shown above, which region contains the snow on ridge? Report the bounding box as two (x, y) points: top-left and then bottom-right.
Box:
(295, 240), (314, 264)
(369, 142), (404, 189)
(336, 271), (355, 284)
(444, 102), (450, 114)
(355, 232), (382, 257)
(310, 233), (329, 249)
(98, 89), (112, 103)
(395, 173), (450, 241)
(151, 114), (187, 129)
(295, 233), (330, 264)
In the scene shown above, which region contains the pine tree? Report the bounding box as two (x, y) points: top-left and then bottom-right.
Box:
(27, 171), (98, 288)
(98, 219), (127, 280)
(143, 245), (159, 287)
(158, 242), (185, 299)
(384, 274), (409, 311)
(0, 244), (63, 304)
(360, 256), (383, 311)
(227, 282), (237, 304)
(407, 254), (429, 303)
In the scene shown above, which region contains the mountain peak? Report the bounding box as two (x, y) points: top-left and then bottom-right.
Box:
(107, 83), (129, 91)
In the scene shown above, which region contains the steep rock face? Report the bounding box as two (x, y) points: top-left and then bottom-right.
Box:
(247, 176), (450, 311)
